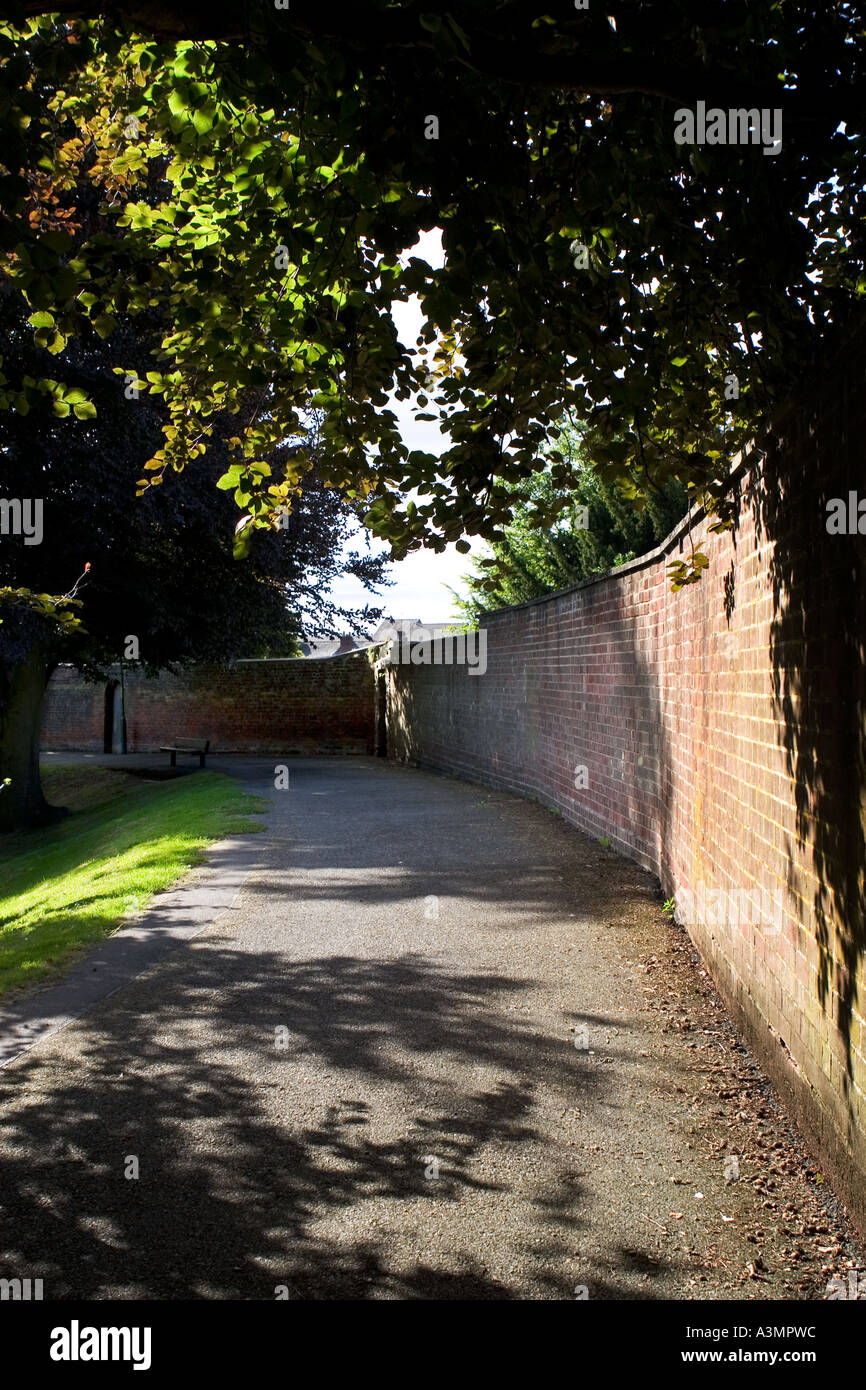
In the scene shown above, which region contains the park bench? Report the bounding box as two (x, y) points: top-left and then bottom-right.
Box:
(160, 737), (211, 769)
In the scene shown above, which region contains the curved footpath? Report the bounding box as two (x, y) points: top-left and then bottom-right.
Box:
(0, 755), (860, 1299)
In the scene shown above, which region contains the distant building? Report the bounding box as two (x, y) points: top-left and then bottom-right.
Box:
(298, 634), (366, 658)
(298, 620), (456, 658)
(370, 618), (456, 644)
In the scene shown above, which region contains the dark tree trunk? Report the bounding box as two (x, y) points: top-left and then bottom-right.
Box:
(0, 606), (65, 834)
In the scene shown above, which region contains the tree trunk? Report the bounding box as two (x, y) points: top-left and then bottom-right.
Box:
(0, 607), (65, 834)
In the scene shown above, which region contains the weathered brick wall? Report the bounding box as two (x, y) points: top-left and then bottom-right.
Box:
(41, 664), (107, 750)
(386, 342), (866, 1228)
(41, 653), (376, 755)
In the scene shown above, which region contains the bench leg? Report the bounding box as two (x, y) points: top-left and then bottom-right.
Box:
(170, 751), (176, 768)
(199, 753), (205, 768)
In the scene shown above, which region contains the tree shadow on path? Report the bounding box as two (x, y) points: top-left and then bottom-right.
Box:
(0, 940), (648, 1300)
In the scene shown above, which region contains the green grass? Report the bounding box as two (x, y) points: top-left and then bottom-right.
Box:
(0, 765), (266, 997)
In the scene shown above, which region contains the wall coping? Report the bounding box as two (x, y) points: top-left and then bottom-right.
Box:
(51, 651), (373, 672)
(232, 650), (373, 665)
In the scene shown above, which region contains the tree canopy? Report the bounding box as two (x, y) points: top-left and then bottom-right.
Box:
(1, 2), (864, 583)
(0, 274), (391, 656)
(457, 423), (688, 620)
(0, 277), (389, 828)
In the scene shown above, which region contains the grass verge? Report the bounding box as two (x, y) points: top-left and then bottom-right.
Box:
(0, 764), (266, 997)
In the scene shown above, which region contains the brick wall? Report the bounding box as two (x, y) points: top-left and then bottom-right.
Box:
(41, 664), (107, 751)
(386, 340), (866, 1228)
(41, 652), (376, 755)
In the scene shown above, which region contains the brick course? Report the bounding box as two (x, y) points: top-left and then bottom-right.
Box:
(386, 344), (866, 1229)
(41, 652), (376, 755)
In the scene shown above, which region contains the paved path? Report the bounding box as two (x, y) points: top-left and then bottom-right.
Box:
(0, 757), (859, 1299)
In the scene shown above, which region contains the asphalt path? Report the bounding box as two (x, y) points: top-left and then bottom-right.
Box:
(0, 756), (859, 1299)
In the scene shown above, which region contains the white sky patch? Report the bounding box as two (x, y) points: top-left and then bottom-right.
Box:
(327, 534), (489, 633)
(321, 227), (485, 631)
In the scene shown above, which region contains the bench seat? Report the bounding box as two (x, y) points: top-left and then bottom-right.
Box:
(159, 738), (211, 769)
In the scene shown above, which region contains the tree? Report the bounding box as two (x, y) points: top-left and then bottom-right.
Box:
(0, 281), (390, 831)
(457, 424), (688, 620)
(0, 4), (862, 578)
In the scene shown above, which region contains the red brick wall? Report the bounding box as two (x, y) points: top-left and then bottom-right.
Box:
(386, 342), (866, 1228)
(41, 653), (376, 755)
(41, 664), (107, 750)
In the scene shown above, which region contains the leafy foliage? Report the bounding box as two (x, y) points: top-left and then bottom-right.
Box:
(0, 4), (864, 572)
(0, 280), (389, 674)
(456, 422), (688, 619)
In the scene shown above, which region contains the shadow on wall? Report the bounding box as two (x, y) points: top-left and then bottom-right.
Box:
(756, 331), (866, 1100)
(384, 324), (866, 1224)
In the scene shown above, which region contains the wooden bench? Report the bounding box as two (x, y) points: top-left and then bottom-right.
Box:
(160, 737), (211, 769)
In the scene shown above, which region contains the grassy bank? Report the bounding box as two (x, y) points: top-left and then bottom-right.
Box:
(0, 764), (266, 997)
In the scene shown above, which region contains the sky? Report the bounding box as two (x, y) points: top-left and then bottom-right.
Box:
(322, 229), (489, 635)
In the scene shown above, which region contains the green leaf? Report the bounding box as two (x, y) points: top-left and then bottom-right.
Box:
(51, 268), (78, 301)
(446, 15), (471, 50)
(193, 105), (214, 135)
(216, 466), (243, 490)
(38, 230), (74, 253)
